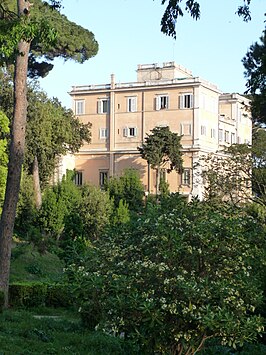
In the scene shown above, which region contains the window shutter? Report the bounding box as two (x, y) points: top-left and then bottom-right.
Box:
(179, 95), (184, 109)
(155, 97), (160, 111)
(134, 127), (138, 137)
(190, 94), (194, 108)
(166, 96), (169, 109)
(123, 127), (128, 137)
(97, 100), (101, 114)
(107, 100), (110, 114)
(132, 97), (137, 112)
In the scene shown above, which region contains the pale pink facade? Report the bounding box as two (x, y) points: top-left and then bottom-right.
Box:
(67, 62), (252, 200)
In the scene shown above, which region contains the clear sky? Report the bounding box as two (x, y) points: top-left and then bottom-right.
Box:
(39, 0), (265, 109)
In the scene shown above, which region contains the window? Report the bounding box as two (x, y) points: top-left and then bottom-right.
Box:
(182, 169), (191, 186)
(156, 95), (169, 110)
(100, 128), (108, 139)
(201, 125), (206, 136)
(127, 97), (137, 112)
(231, 132), (236, 144)
(219, 129), (223, 142)
(99, 171), (108, 188)
(225, 130), (230, 143)
(179, 94), (193, 109)
(211, 128), (216, 139)
(180, 123), (192, 135)
(74, 171), (83, 186)
(75, 100), (85, 115)
(123, 127), (137, 137)
(97, 99), (109, 114)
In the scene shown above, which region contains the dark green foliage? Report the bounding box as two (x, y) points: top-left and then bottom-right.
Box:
(9, 282), (73, 308)
(243, 26), (266, 124)
(25, 86), (92, 187)
(1, 0), (98, 77)
(69, 199), (265, 354)
(15, 173), (37, 238)
(252, 128), (266, 203)
(138, 126), (183, 195)
(105, 168), (144, 212)
(138, 126), (183, 172)
(160, 0), (253, 39)
(0, 308), (129, 354)
(9, 282), (47, 307)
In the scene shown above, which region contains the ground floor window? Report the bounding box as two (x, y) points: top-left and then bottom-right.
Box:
(182, 169), (191, 186)
(99, 170), (108, 188)
(74, 171), (83, 186)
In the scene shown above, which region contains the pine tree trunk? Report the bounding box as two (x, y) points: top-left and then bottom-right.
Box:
(0, 0), (30, 307)
(33, 156), (42, 209)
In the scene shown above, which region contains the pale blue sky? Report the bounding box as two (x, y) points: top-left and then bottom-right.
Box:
(39, 0), (265, 108)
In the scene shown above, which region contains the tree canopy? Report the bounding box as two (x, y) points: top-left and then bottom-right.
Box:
(243, 25), (266, 124)
(159, 0), (254, 38)
(138, 126), (183, 195)
(0, 0), (98, 77)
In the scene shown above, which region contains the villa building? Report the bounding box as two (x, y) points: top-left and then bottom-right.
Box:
(67, 62), (252, 200)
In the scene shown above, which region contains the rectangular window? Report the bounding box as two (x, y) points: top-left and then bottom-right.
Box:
(97, 99), (109, 114)
(123, 127), (137, 137)
(156, 95), (169, 110)
(201, 125), (206, 136)
(231, 132), (236, 144)
(74, 171), (83, 186)
(75, 100), (85, 115)
(219, 129), (223, 142)
(180, 123), (192, 135)
(182, 169), (191, 186)
(179, 94), (193, 109)
(99, 171), (108, 188)
(211, 128), (216, 139)
(100, 128), (108, 139)
(127, 96), (137, 112)
(225, 130), (230, 143)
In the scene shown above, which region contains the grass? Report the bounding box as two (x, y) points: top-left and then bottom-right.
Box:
(10, 243), (65, 283)
(0, 307), (128, 355)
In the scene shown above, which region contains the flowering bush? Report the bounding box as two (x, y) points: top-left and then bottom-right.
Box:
(68, 200), (265, 354)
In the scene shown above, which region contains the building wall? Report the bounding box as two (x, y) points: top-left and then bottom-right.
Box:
(67, 63), (252, 198)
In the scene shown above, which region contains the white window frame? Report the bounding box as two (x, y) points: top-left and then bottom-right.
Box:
(99, 128), (108, 139)
(225, 130), (230, 143)
(97, 98), (109, 114)
(156, 95), (169, 110)
(123, 126), (138, 138)
(231, 132), (236, 144)
(179, 93), (193, 109)
(127, 96), (137, 112)
(75, 100), (85, 115)
(182, 169), (191, 186)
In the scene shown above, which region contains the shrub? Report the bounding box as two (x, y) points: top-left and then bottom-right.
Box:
(9, 282), (73, 308)
(9, 282), (47, 307)
(45, 284), (73, 308)
(105, 168), (144, 212)
(69, 200), (266, 354)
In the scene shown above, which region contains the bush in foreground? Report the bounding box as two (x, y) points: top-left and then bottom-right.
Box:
(69, 200), (265, 354)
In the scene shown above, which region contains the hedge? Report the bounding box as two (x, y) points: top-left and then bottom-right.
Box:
(9, 282), (73, 308)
